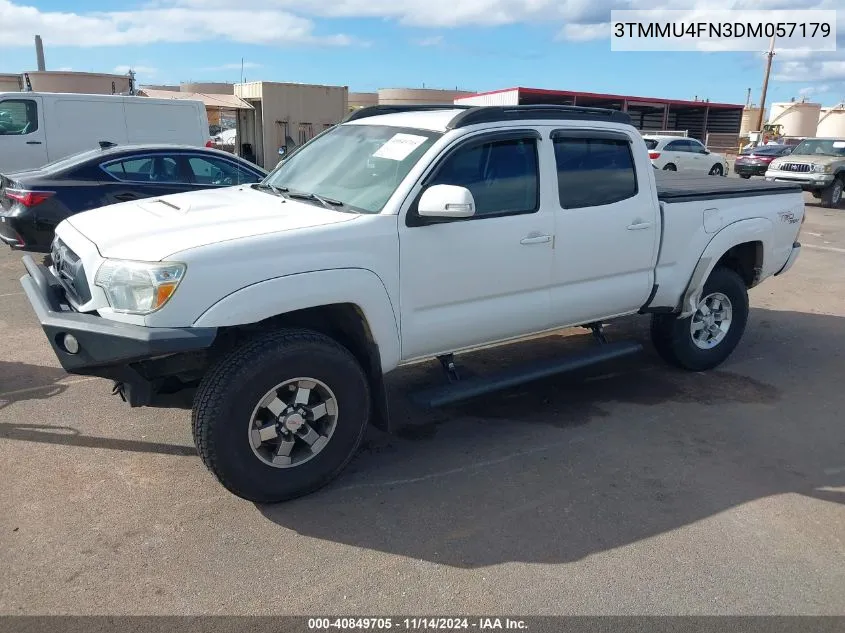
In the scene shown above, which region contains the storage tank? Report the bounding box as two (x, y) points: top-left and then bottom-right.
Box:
(817, 103), (845, 138)
(769, 101), (821, 138)
(740, 106), (763, 134)
(22, 71), (132, 95)
(378, 88), (475, 105)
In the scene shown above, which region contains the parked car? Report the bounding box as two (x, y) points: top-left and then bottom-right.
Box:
(0, 91), (212, 173)
(734, 144), (793, 178)
(0, 144), (267, 251)
(765, 136), (845, 208)
(20, 104), (804, 503)
(642, 135), (729, 176)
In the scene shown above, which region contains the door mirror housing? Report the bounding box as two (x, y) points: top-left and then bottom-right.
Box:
(417, 184), (476, 218)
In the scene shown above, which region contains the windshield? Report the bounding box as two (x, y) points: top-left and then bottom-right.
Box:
(789, 139), (845, 158)
(262, 124), (442, 213)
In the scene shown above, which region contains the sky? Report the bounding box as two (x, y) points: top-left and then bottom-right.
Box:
(0, 0), (843, 107)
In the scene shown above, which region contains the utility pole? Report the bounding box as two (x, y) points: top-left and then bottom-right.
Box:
(756, 36), (775, 131)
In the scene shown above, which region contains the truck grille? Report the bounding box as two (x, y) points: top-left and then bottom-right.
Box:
(51, 238), (92, 305)
(781, 163), (811, 173)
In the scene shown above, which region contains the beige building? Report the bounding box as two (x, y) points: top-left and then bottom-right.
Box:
(234, 81), (348, 169)
(348, 92), (378, 110)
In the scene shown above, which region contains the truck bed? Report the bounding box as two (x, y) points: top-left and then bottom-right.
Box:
(655, 170), (802, 203)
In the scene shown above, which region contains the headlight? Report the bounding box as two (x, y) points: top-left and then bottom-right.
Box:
(94, 259), (186, 314)
(811, 164), (832, 173)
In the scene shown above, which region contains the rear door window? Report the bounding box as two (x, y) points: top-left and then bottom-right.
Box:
(553, 135), (638, 209)
(187, 155), (260, 185)
(102, 156), (189, 183)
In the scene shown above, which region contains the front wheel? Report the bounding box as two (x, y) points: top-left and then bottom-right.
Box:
(739, 174), (751, 179)
(819, 177), (843, 208)
(650, 266), (749, 371)
(192, 329), (371, 503)
(709, 163), (724, 176)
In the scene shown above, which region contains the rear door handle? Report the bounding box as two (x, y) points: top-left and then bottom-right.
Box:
(520, 234), (552, 245)
(26, 141), (42, 145)
(627, 221), (653, 230)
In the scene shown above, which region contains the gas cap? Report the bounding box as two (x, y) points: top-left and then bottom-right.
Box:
(703, 208), (724, 234)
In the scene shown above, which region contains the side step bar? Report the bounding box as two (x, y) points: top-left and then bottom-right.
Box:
(410, 340), (643, 408)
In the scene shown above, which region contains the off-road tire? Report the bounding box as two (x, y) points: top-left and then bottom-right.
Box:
(192, 329), (371, 503)
(650, 266), (749, 371)
(819, 176), (843, 208)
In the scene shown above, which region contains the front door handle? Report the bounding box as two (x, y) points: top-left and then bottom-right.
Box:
(26, 141), (42, 145)
(520, 234), (552, 245)
(627, 221), (653, 230)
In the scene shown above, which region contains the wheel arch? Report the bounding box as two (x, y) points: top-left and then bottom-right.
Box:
(193, 269), (401, 432)
(677, 218), (772, 318)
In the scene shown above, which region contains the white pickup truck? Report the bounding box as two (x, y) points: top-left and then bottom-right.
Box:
(20, 104), (805, 503)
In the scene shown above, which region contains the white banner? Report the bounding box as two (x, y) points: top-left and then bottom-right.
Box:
(610, 9), (838, 51)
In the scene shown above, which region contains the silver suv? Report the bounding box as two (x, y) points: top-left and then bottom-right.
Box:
(765, 137), (845, 208)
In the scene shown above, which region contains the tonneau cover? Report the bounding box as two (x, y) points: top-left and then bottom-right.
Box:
(655, 170), (802, 203)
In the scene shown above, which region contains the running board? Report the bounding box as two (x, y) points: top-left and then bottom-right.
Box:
(410, 340), (644, 409)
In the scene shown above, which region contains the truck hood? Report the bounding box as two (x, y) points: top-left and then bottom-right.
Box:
(65, 186), (360, 261)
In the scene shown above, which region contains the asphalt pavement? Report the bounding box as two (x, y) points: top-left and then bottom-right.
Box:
(1, 186), (844, 615)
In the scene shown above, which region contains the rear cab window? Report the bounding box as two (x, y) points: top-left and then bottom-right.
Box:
(0, 99), (38, 135)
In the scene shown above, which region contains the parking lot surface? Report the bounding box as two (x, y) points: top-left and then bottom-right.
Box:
(1, 189), (845, 615)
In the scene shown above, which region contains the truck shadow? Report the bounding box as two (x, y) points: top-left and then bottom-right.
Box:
(259, 308), (845, 568)
(0, 361), (71, 410)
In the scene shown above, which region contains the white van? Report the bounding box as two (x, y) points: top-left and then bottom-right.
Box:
(0, 92), (210, 173)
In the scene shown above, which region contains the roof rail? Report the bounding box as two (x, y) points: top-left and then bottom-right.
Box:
(343, 104), (471, 123)
(446, 104), (633, 129)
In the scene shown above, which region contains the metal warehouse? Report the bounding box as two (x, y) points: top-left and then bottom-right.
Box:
(455, 87), (744, 147)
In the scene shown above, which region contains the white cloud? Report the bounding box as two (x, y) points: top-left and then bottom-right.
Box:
(798, 84), (830, 97)
(0, 0), (358, 47)
(414, 35), (444, 46)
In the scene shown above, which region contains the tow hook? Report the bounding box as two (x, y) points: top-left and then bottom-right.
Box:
(112, 381), (127, 402)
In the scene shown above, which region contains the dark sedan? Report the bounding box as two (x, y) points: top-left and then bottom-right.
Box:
(733, 144), (793, 179)
(0, 144), (267, 252)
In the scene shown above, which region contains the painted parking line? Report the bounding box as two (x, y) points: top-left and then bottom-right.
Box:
(0, 291), (24, 298)
(804, 243), (845, 254)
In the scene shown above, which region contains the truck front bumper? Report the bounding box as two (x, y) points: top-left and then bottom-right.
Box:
(764, 171), (835, 190)
(19, 254), (217, 379)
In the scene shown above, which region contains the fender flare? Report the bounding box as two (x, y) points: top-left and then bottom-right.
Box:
(677, 217), (773, 318)
(192, 268), (401, 371)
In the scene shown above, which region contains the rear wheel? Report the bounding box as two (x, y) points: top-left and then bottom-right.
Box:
(812, 191), (822, 199)
(663, 163), (677, 171)
(192, 329), (371, 503)
(739, 174), (751, 179)
(650, 266), (749, 372)
(709, 164), (724, 176)
(819, 177), (843, 208)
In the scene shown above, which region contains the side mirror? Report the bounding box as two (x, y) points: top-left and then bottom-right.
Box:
(417, 184), (476, 219)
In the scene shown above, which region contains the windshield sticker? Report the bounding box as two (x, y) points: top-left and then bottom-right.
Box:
(372, 133), (429, 161)
(833, 141), (845, 148)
